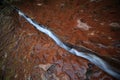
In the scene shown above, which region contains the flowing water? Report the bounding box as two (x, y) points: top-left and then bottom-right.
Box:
(15, 7), (120, 79)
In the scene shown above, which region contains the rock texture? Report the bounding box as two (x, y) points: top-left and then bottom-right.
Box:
(0, 0), (120, 80)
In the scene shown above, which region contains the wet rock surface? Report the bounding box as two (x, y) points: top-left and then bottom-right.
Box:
(0, 0), (120, 80)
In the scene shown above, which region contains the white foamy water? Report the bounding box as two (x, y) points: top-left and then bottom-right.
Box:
(16, 9), (120, 79)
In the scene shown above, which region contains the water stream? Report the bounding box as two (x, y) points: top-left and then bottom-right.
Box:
(14, 7), (120, 79)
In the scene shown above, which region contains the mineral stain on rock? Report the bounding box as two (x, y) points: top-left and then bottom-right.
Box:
(76, 19), (91, 31)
